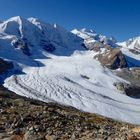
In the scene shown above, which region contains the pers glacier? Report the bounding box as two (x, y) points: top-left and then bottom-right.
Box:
(0, 16), (140, 124)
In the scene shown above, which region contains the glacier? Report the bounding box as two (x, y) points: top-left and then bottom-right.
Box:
(0, 16), (140, 124)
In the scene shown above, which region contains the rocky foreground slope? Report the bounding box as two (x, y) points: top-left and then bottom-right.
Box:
(0, 86), (140, 140)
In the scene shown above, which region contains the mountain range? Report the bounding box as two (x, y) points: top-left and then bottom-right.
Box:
(0, 16), (140, 124)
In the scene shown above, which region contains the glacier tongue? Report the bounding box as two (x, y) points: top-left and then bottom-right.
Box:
(4, 50), (140, 125)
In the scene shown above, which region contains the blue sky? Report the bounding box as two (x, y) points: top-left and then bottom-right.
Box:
(0, 0), (140, 41)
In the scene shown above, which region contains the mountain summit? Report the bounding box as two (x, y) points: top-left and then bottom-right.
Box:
(0, 16), (83, 57)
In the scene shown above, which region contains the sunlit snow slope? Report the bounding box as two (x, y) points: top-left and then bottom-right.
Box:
(4, 51), (140, 124)
(1, 17), (140, 124)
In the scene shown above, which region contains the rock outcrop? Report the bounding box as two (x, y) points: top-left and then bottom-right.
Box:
(116, 68), (140, 86)
(113, 82), (140, 98)
(12, 38), (31, 56)
(116, 68), (140, 98)
(95, 47), (128, 69)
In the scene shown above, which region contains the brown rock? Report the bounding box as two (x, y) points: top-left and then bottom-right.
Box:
(128, 135), (139, 140)
(95, 48), (127, 69)
(131, 127), (140, 133)
(11, 134), (24, 140)
(13, 99), (25, 107)
(23, 131), (44, 140)
(45, 134), (57, 140)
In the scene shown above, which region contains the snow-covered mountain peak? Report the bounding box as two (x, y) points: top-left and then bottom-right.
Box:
(27, 17), (40, 25)
(0, 16), (84, 57)
(80, 28), (96, 33)
(0, 16), (39, 38)
(127, 36), (140, 46)
(72, 28), (96, 39)
(72, 28), (119, 50)
(7, 16), (25, 23)
(118, 36), (140, 53)
(28, 17), (69, 33)
(118, 36), (140, 46)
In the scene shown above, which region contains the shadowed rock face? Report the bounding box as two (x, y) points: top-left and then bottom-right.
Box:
(115, 68), (140, 98)
(0, 58), (13, 74)
(113, 82), (140, 98)
(40, 40), (56, 52)
(129, 49), (140, 55)
(116, 68), (140, 87)
(125, 86), (140, 98)
(95, 47), (127, 69)
(114, 68), (140, 98)
(12, 38), (31, 56)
